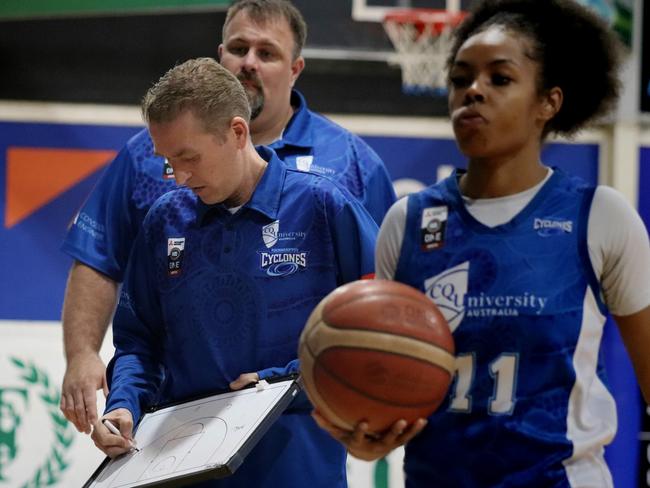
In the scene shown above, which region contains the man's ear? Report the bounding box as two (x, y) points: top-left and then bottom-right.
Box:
(217, 44), (224, 62)
(290, 56), (305, 87)
(231, 117), (249, 148)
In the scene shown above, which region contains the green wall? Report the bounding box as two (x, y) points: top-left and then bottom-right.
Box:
(0, 0), (229, 19)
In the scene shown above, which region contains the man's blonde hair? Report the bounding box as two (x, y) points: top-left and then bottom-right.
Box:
(142, 57), (251, 135)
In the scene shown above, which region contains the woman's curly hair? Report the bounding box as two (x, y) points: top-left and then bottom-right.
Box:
(446, 0), (624, 136)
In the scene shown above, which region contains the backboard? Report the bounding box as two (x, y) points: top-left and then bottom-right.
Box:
(295, 0), (471, 61)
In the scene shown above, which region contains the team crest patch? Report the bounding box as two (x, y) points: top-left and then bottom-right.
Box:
(262, 220), (280, 249)
(421, 206), (448, 250)
(167, 237), (185, 276)
(295, 156), (313, 172)
(162, 158), (175, 180)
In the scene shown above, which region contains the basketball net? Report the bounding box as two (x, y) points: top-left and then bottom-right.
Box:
(383, 9), (466, 96)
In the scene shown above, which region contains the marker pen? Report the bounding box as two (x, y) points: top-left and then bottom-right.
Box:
(102, 418), (140, 452)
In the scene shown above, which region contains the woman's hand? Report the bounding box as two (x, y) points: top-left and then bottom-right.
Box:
(312, 409), (427, 461)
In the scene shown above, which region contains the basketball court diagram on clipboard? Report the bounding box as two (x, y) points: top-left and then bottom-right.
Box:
(85, 378), (300, 488)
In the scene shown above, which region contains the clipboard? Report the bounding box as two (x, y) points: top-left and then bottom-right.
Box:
(83, 375), (301, 488)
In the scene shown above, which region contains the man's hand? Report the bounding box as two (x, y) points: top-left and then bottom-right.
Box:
(91, 408), (136, 458)
(229, 372), (260, 390)
(60, 261), (117, 433)
(60, 352), (108, 434)
(312, 410), (427, 461)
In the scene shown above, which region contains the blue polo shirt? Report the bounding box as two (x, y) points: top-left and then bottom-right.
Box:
(61, 130), (177, 281)
(106, 147), (378, 487)
(61, 90), (394, 282)
(269, 90), (396, 226)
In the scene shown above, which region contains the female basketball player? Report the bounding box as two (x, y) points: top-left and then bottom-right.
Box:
(315, 0), (650, 485)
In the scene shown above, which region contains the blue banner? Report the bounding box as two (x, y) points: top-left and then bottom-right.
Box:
(0, 120), (641, 487)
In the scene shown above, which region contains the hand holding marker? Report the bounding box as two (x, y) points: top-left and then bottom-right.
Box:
(102, 418), (140, 452)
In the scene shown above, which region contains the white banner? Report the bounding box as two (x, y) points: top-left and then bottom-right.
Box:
(0, 321), (112, 487)
(0, 321), (404, 487)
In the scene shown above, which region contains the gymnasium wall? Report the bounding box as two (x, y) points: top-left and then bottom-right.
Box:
(637, 143), (650, 487)
(0, 106), (647, 487)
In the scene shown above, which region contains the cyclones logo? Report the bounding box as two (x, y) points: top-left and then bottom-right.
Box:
(259, 221), (308, 276)
(259, 251), (308, 277)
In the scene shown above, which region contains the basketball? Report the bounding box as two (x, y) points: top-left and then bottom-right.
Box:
(298, 279), (455, 433)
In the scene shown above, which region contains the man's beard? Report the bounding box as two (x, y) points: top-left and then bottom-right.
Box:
(248, 91), (264, 120)
(238, 71), (264, 120)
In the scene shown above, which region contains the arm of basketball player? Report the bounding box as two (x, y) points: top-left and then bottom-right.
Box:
(60, 262), (116, 434)
(91, 407), (136, 458)
(588, 187), (650, 402)
(375, 197), (408, 280)
(312, 410), (427, 461)
(615, 306), (650, 403)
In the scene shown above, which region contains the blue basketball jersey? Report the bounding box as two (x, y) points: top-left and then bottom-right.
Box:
(394, 170), (615, 487)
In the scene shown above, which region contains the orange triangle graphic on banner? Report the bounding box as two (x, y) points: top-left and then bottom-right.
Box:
(5, 147), (116, 228)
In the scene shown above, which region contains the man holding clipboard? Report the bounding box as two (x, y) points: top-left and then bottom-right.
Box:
(90, 57), (377, 487)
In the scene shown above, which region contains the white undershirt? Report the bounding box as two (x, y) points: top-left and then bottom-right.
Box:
(463, 169), (553, 227)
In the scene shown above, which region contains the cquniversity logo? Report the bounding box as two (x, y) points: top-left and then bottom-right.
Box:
(262, 220), (279, 249)
(424, 261), (548, 327)
(295, 156), (313, 172)
(423, 261), (469, 332)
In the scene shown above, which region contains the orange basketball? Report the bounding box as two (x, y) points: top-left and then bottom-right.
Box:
(299, 279), (455, 433)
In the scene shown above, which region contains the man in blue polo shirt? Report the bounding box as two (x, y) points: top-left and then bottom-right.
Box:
(60, 0), (395, 433)
(90, 57), (377, 487)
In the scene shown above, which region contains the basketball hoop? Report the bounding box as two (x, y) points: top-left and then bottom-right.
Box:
(383, 9), (466, 96)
